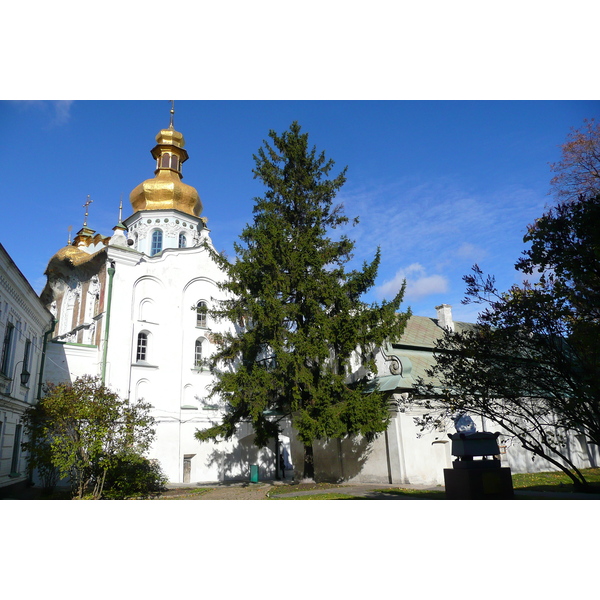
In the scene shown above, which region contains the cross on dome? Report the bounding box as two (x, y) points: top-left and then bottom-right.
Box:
(82, 195), (93, 226)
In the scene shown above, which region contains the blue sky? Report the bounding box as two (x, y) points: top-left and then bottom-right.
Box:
(1, 100), (598, 322)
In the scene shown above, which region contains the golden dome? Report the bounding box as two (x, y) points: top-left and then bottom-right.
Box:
(45, 245), (107, 279)
(155, 126), (185, 147)
(129, 124), (202, 217)
(53, 245), (97, 267)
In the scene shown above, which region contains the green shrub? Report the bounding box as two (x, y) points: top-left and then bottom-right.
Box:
(102, 453), (168, 499)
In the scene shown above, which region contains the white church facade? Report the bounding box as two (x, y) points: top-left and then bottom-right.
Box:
(38, 112), (599, 488)
(41, 114), (291, 484)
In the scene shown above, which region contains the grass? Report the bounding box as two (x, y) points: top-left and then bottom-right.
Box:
(274, 492), (360, 500)
(511, 467), (600, 493)
(268, 482), (446, 500)
(272, 488), (447, 500)
(157, 487), (215, 499)
(268, 482), (346, 497)
(370, 488), (447, 499)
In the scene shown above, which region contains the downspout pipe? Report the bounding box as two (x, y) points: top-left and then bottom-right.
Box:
(101, 261), (116, 385)
(37, 318), (57, 401)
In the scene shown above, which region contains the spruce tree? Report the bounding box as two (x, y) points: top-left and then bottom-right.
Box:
(196, 122), (408, 478)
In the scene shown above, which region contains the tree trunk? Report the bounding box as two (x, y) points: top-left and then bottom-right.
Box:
(303, 444), (315, 480)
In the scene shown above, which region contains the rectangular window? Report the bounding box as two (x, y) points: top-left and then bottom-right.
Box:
(195, 339), (203, 367)
(10, 423), (22, 474)
(196, 302), (207, 328)
(136, 332), (148, 362)
(1, 322), (14, 376)
(151, 230), (163, 256)
(22, 339), (31, 382)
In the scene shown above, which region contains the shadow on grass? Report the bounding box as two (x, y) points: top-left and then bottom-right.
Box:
(270, 488), (447, 500)
(370, 488), (446, 499)
(512, 467), (600, 495)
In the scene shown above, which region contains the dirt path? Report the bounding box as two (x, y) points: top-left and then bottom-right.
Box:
(158, 483), (274, 500)
(198, 484), (273, 500)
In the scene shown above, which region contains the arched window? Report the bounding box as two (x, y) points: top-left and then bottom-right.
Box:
(136, 379), (150, 403)
(178, 232), (187, 248)
(150, 230), (163, 256)
(139, 298), (156, 323)
(136, 331), (148, 362)
(194, 338), (203, 368)
(161, 154), (171, 168)
(170, 155), (179, 171)
(196, 301), (207, 328)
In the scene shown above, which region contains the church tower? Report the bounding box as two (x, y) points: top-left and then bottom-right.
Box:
(125, 106), (210, 255)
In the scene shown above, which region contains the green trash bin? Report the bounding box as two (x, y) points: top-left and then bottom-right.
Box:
(250, 464), (259, 483)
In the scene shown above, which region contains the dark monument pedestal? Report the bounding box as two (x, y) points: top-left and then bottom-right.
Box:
(444, 460), (514, 500)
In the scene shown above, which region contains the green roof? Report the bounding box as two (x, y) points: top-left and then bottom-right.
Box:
(371, 314), (477, 393)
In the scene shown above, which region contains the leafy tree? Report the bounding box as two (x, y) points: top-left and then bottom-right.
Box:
(415, 190), (600, 490)
(23, 375), (158, 499)
(196, 122), (408, 478)
(414, 122), (600, 490)
(550, 118), (600, 202)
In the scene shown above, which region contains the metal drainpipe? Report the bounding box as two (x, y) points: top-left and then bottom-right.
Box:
(37, 319), (57, 401)
(101, 261), (116, 385)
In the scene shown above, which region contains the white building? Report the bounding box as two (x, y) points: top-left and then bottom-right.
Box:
(0, 243), (54, 496)
(41, 115), (288, 484)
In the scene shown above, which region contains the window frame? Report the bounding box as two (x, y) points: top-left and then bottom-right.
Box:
(136, 331), (149, 362)
(1, 322), (15, 376)
(150, 229), (163, 256)
(194, 338), (204, 369)
(21, 339), (31, 386)
(196, 301), (208, 328)
(10, 423), (22, 475)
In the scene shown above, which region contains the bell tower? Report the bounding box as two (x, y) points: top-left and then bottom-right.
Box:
(124, 103), (208, 256)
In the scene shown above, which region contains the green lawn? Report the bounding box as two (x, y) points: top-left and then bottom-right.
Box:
(156, 487), (215, 499)
(274, 492), (360, 500)
(267, 468), (600, 500)
(268, 482), (346, 495)
(269, 483), (446, 500)
(511, 467), (600, 493)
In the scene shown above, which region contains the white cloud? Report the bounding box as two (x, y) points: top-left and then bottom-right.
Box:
(50, 100), (73, 126)
(14, 100), (74, 126)
(408, 273), (449, 299)
(376, 263), (448, 301)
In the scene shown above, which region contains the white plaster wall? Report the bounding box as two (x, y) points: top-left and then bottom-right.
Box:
(44, 342), (100, 385)
(101, 234), (238, 483)
(487, 422), (600, 476)
(343, 434), (391, 484)
(394, 413), (452, 485)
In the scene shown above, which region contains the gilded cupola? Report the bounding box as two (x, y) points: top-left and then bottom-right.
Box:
(129, 110), (202, 217)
